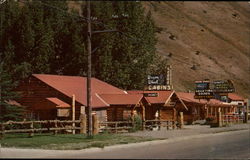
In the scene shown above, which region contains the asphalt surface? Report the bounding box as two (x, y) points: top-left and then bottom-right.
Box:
(1, 129), (249, 159)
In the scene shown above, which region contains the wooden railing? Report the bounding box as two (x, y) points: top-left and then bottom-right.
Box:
(222, 115), (244, 125)
(99, 121), (134, 133)
(144, 120), (177, 130)
(0, 120), (81, 138)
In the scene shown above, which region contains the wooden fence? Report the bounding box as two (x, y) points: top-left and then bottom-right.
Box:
(222, 114), (244, 125)
(99, 121), (134, 133)
(0, 120), (81, 138)
(144, 120), (177, 130)
(0, 119), (179, 138)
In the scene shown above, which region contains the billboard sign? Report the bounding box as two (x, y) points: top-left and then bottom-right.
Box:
(213, 80), (235, 93)
(146, 74), (169, 91)
(194, 79), (235, 99)
(147, 74), (166, 85)
(194, 80), (214, 99)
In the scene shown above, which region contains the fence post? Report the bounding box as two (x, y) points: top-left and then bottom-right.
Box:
(167, 121), (169, 130)
(179, 112), (184, 129)
(172, 120), (176, 129)
(54, 120), (58, 135)
(132, 116), (135, 130)
(115, 122), (118, 134)
(158, 120), (161, 131)
(0, 123), (4, 139)
(142, 120), (145, 131)
(217, 111), (222, 127)
(244, 112), (248, 123)
(80, 114), (87, 134)
(29, 122), (34, 137)
(92, 114), (99, 135)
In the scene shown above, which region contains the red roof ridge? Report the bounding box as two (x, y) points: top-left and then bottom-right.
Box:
(99, 94), (143, 105)
(95, 93), (110, 107)
(46, 97), (70, 107)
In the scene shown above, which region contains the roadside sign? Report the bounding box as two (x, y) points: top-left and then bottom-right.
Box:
(194, 79), (235, 99)
(195, 80), (214, 99)
(147, 74), (166, 85)
(143, 93), (158, 97)
(213, 80), (235, 93)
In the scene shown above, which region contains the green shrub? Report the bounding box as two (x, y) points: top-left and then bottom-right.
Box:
(129, 115), (142, 132)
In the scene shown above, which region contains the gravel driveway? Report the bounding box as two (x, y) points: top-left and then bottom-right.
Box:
(123, 123), (250, 139)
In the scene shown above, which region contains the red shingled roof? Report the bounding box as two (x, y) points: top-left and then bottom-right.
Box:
(99, 94), (143, 105)
(127, 90), (174, 104)
(46, 98), (70, 108)
(33, 74), (126, 108)
(176, 92), (228, 106)
(176, 92), (207, 104)
(228, 93), (244, 101)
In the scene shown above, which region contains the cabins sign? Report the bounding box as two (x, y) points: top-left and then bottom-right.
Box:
(147, 75), (166, 85)
(146, 74), (169, 91)
(194, 79), (235, 99)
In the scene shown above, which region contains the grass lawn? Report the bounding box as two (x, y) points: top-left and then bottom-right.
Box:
(0, 133), (160, 150)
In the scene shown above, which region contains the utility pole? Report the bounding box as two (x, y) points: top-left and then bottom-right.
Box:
(87, 0), (92, 137)
(85, 2), (126, 136)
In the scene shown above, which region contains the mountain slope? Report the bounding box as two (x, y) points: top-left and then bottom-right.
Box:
(68, 1), (250, 98)
(143, 1), (250, 98)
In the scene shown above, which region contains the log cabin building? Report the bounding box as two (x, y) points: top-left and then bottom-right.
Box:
(99, 94), (148, 121)
(176, 92), (237, 123)
(227, 93), (245, 114)
(127, 90), (188, 122)
(14, 74), (190, 123)
(14, 74), (128, 121)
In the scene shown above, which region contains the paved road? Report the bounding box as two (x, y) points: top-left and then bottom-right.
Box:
(1, 130), (249, 159)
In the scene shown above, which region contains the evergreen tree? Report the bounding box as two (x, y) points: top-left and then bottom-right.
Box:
(1, 0), (158, 92)
(0, 63), (25, 122)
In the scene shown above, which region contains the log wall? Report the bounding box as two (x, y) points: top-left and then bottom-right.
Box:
(15, 76), (82, 120)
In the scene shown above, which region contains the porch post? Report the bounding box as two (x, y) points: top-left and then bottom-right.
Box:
(179, 112), (184, 129)
(173, 108), (176, 129)
(156, 107), (161, 130)
(217, 107), (222, 127)
(142, 105), (146, 130)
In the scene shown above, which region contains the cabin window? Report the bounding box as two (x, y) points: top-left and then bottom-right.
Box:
(123, 110), (131, 120)
(57, 108), (70, 117)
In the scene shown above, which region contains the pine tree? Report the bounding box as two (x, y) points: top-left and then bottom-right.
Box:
(1, 0), (158, 92)
(0, 63), (25, 122)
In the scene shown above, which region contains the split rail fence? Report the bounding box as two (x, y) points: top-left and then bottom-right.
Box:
(0, 120), (82, 138)
(0, 119), (178, 138)
(144, 120), (177, 130)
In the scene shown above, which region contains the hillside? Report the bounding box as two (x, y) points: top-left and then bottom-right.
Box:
(68, 1), (250, 98)
(142, 1), (250, 98)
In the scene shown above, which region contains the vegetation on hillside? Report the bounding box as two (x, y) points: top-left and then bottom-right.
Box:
(0, 0), (168, 119)
(0, 0), (163, 90)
